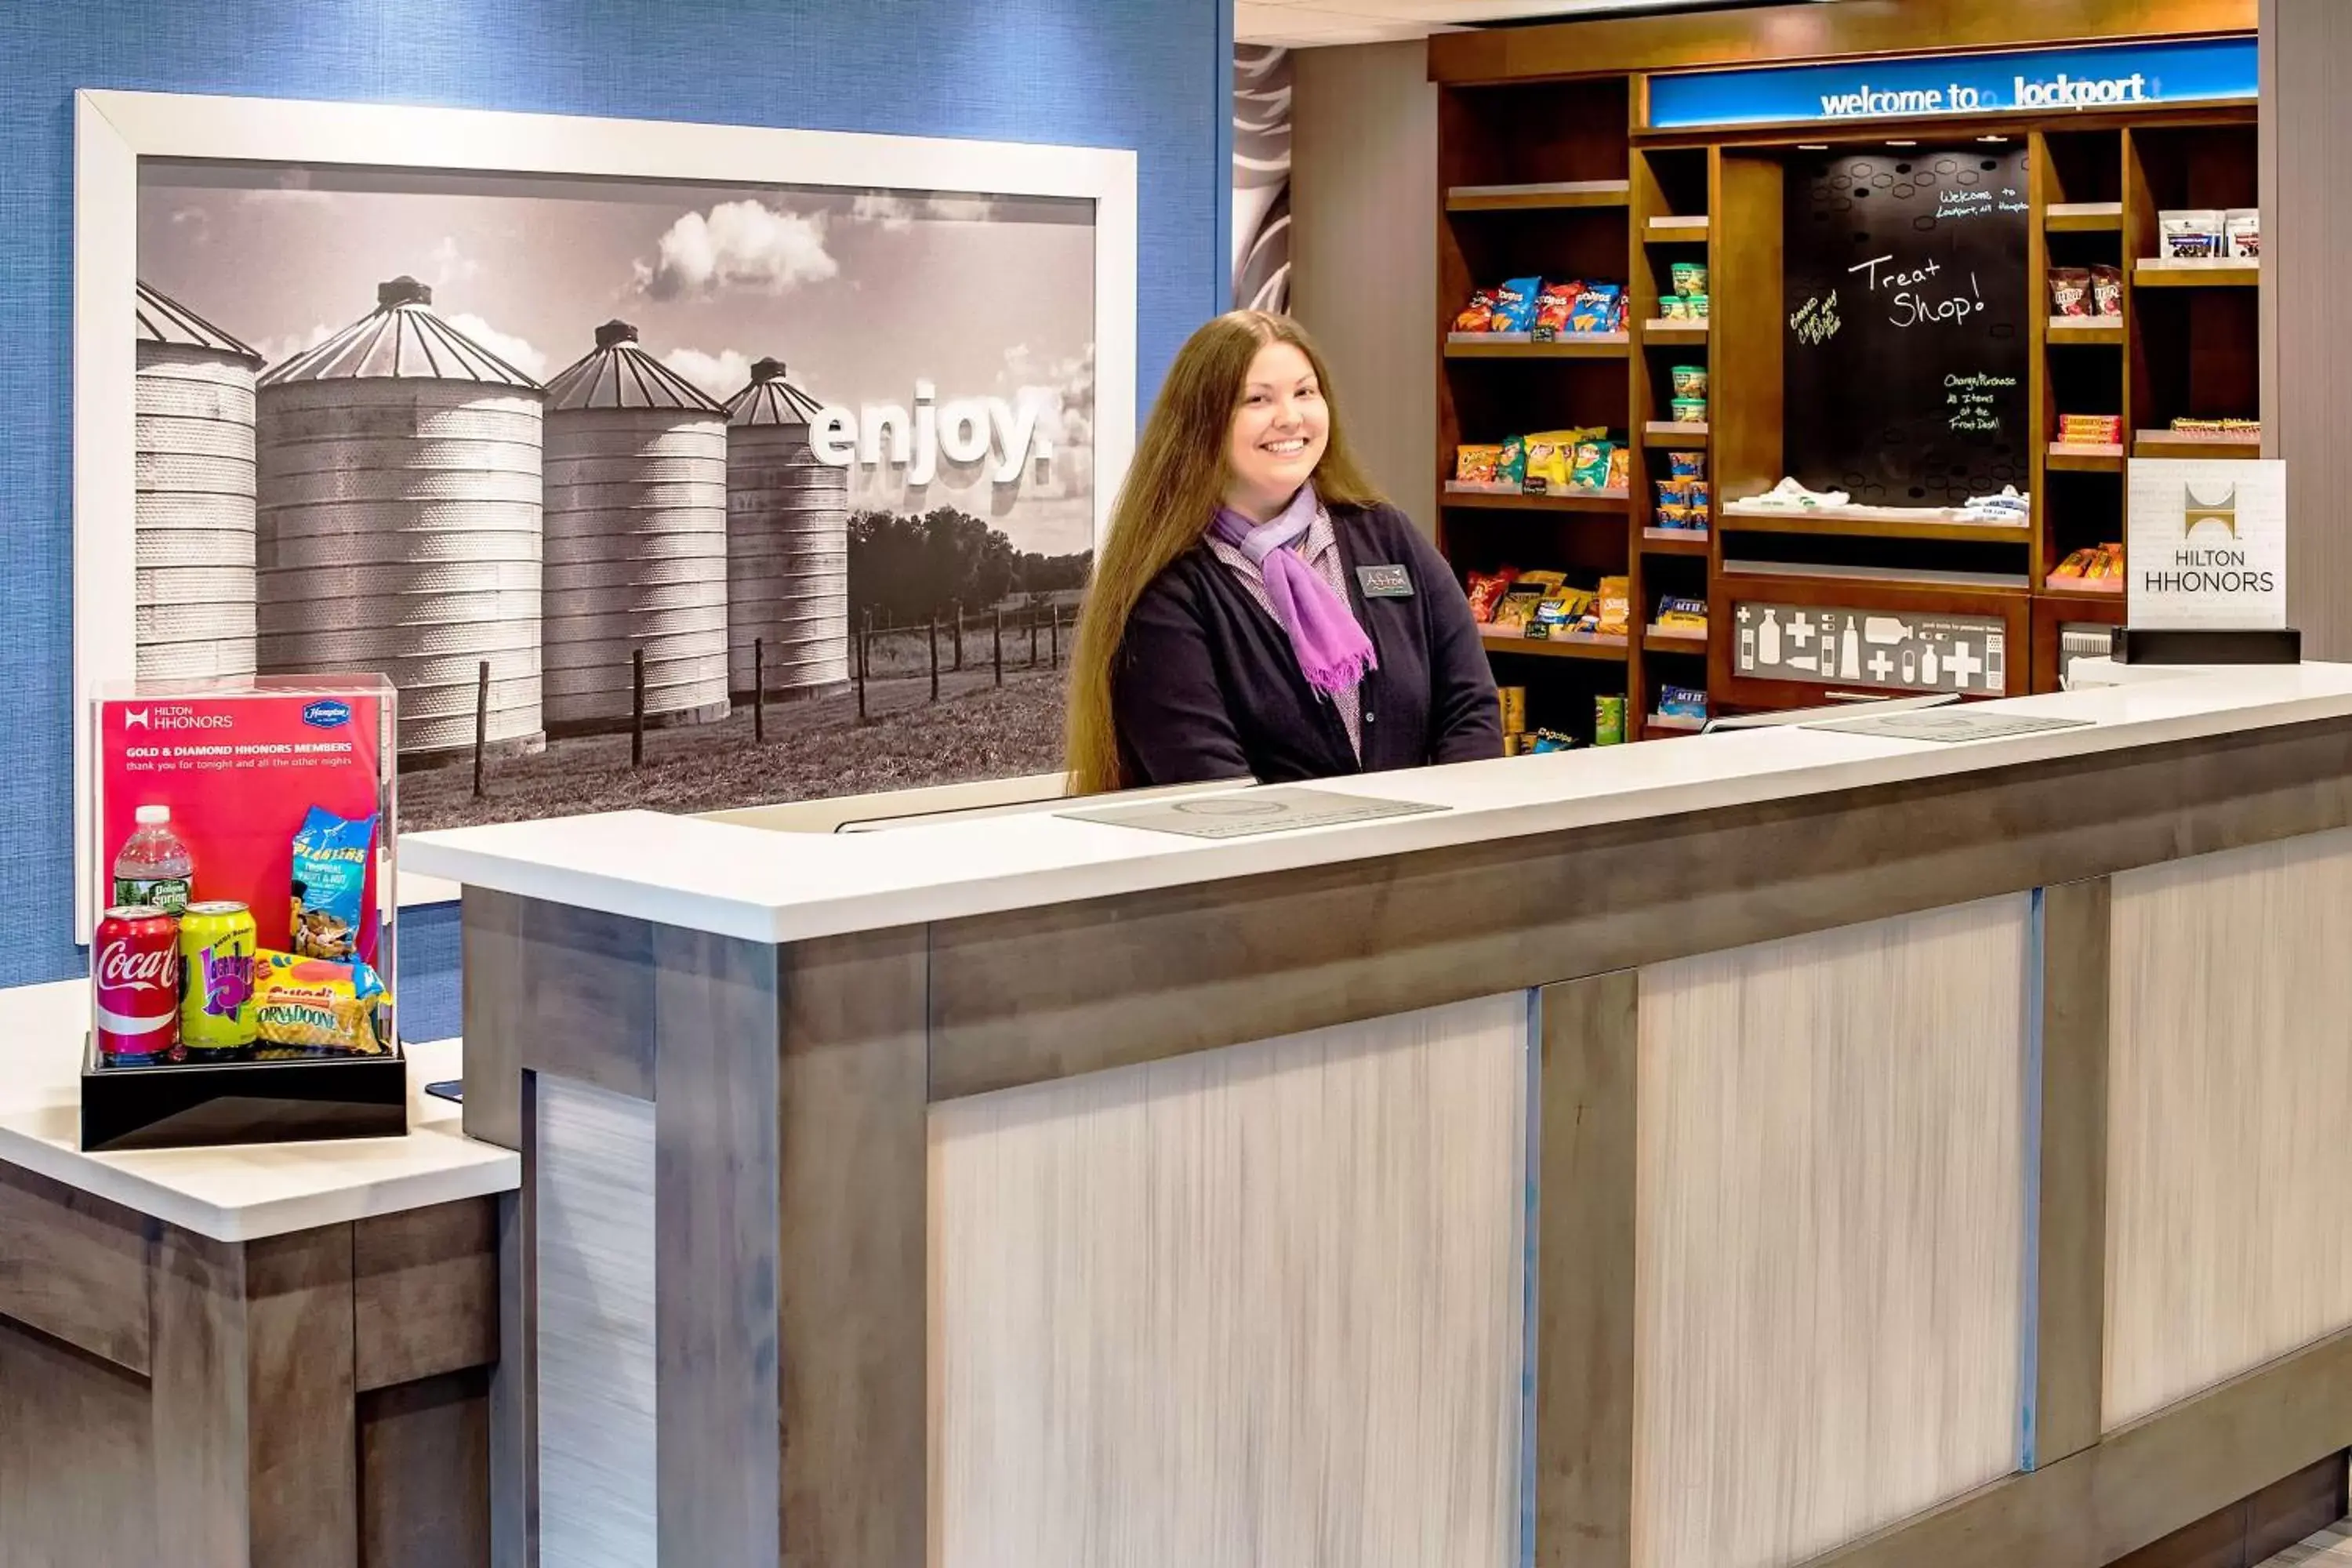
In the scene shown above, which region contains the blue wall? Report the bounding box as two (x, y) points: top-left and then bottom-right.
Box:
(0, 0), (1225, 998)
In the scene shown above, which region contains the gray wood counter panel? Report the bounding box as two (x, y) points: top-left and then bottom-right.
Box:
(927, 717), (2352, 1100)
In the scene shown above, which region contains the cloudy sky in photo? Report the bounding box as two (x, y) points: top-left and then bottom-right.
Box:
(139, 162), (1098, 555)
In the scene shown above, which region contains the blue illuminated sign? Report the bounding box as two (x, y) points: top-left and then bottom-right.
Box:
(1646, 37), (2257, 132)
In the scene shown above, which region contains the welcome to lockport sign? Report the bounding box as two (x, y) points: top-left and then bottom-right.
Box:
(1645, 36), (2256, 132)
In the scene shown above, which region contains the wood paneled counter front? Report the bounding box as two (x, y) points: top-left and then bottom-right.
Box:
(406, 665), (2352, 1568)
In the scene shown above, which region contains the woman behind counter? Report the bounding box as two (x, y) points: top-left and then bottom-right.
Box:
(1066, 311), (1502, 793)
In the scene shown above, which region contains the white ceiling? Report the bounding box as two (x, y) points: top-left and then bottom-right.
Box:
(1236, 0), (1790, 49)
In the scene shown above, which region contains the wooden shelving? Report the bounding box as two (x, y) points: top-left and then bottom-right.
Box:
(1641, 321), (1709, 346)
(2132, 261), (2259, 288)
(1446, 180), (1630, 212)
(1437, 40), (2257, 721)
(2046, 445), (2125, 471)
(1719, 510), (2034, 546)
(2131, 435), (2262, 460)
(1479, 628), (1629, 662)
(2047, 318), (2125, 345)
(2047, 201), (2124, 232)
(1645, 713), (1707, 734)
(1443, 486), (1630, 514)
(1642, 628), (1709, 655)
(1445, 334), (1629, 359)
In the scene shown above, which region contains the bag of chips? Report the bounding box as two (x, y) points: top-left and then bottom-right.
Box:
(290, 804), (376, 962)
(1572, 439), (1615, 491)
(1532, 281), (1583, 341)
(1465, 568), (1519, 622)
(1492, 277), (1543, 332)
(1496, 434), (1529, 489)
(1569, 284), (1621, 335)
(1454, 444), (1501, 485)
(1453, 289), (1497, 333)
(252, 950), (392, 1056)
(1523, 434), (1573, 494)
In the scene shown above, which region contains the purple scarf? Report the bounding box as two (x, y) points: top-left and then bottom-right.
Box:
(1211, 482), (1378, 697)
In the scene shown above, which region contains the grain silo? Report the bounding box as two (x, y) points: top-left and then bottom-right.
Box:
(136, 282), (262, 683)
(255, 277), (546, 760)
(723, 358), (851, 701)
(540, 321), (730, 732)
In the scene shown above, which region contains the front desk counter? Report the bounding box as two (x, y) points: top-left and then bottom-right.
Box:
(0, 990), (517, 1568)
(406, 664), (2352, 1568)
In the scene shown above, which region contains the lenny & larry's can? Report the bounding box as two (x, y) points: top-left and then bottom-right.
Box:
(180, 900), (259, 1055)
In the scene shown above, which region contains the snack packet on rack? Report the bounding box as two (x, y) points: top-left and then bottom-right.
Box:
(1668, 450), (1706, 480)
(1465, 568), (1519, 622)
(2089, 263), (2123, 316)
(252, 950), (392, 1056)
(1605, 446), (1632, 491)
(2048, 267), (2091, 316)
(1496, 434), (1529, 489)
(1569, 284), (1621, 335)
(1453, 289), (1497, 333)
(1571, 440), (1614, 491)
(1532, 281), (1583, 341)
(1492, 277), (1543, 332)
(1454, 444), (1501, 484)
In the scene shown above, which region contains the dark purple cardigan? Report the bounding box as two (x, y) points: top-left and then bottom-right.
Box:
(1111, 501), (1504, 787)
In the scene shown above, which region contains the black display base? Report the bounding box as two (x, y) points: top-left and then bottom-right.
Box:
(81, 1035), (408, 1152)
(2111, 626), (2303, 666)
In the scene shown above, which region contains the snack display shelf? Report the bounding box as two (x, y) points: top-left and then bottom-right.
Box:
(1644, 712), (1707, 733)
(1641, 321), (1709, 344)
(1642, 627), (1709, 655)
(2132, 431), (2262, 460)
(1722, 559), (2032, 591)
(2046, 318), (2124, 344)
(1446, 179), (1630, 212)
(1446, 334), (1629, 359)
(2045, 201), (2124, 233)
(1643, 216), (1710, 241)
(2046, 444), (2125, 471)
(1642, 528), (1711, 554)
(1719, 506), (2032, 546)
(1444, 486), (1629, 514)
(1642, 421), (1708, 445)
(2041, 579), (2125, 599)
(2132, 260), (2259, 288)
(1478, 628), (1629, 662)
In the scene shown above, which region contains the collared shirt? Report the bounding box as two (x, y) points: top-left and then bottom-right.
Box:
(1205, 508), (1364, 757)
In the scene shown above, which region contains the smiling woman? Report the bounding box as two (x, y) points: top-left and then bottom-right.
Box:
(1065, 310), (1501, 793)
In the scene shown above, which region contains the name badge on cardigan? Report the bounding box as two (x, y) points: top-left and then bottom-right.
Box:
(1356, 564), (1414, 598)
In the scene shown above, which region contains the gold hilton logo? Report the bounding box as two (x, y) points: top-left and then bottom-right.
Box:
(2183, 483), (2238, 538)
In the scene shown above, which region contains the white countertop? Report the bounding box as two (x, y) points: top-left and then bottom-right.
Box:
(0, 980), (517, 1243)
(403, 663), (2352, 946)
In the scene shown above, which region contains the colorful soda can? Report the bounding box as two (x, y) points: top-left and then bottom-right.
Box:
(94, 905), (183, 1064)
(179, 900), (260, 1056)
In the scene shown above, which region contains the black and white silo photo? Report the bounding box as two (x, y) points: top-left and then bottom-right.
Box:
(254, 277), (546, 761)
(723, 359), (850, 703)
(134, 281), (262, 684)
(541, 321), (731, 733)
(136, 162), (1097, 831)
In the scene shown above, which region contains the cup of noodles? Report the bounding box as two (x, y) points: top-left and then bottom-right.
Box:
(94, 906), (183, 1065)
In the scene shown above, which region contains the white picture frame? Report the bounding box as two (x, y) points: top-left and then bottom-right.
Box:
(73, 88), (1139, 939)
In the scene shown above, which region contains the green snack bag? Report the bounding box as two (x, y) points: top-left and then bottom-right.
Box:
(1496, 434), (1528, 489)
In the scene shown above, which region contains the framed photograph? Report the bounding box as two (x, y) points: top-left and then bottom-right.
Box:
(74, 89), (1137, 936)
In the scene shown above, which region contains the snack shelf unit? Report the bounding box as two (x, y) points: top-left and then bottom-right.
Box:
(1432, 9), (2260, 728)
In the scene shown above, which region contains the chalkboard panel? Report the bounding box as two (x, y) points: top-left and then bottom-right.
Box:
(1783, 147), (2030, 506)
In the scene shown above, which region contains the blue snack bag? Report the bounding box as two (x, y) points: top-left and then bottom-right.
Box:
(1492, 277), (1543, 332)
(290, 805), (378, 961)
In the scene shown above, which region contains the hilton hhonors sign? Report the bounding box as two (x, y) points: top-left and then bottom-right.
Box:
(2125, 458), (2286, 631)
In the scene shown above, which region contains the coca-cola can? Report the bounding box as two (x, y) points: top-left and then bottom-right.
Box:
(94, 905), (183, 1065)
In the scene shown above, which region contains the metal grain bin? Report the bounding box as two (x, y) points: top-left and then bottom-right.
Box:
(136, 282), (261, 683)
(723, 359), (850, 701)
(540, 321), (730, 732)
(255, 277), (546, 760)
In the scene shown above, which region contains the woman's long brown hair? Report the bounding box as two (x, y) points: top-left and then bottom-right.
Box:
(1063, 310), (1384, 796)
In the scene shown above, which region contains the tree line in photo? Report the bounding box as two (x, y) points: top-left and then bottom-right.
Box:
(847, 507), (1091, 630)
